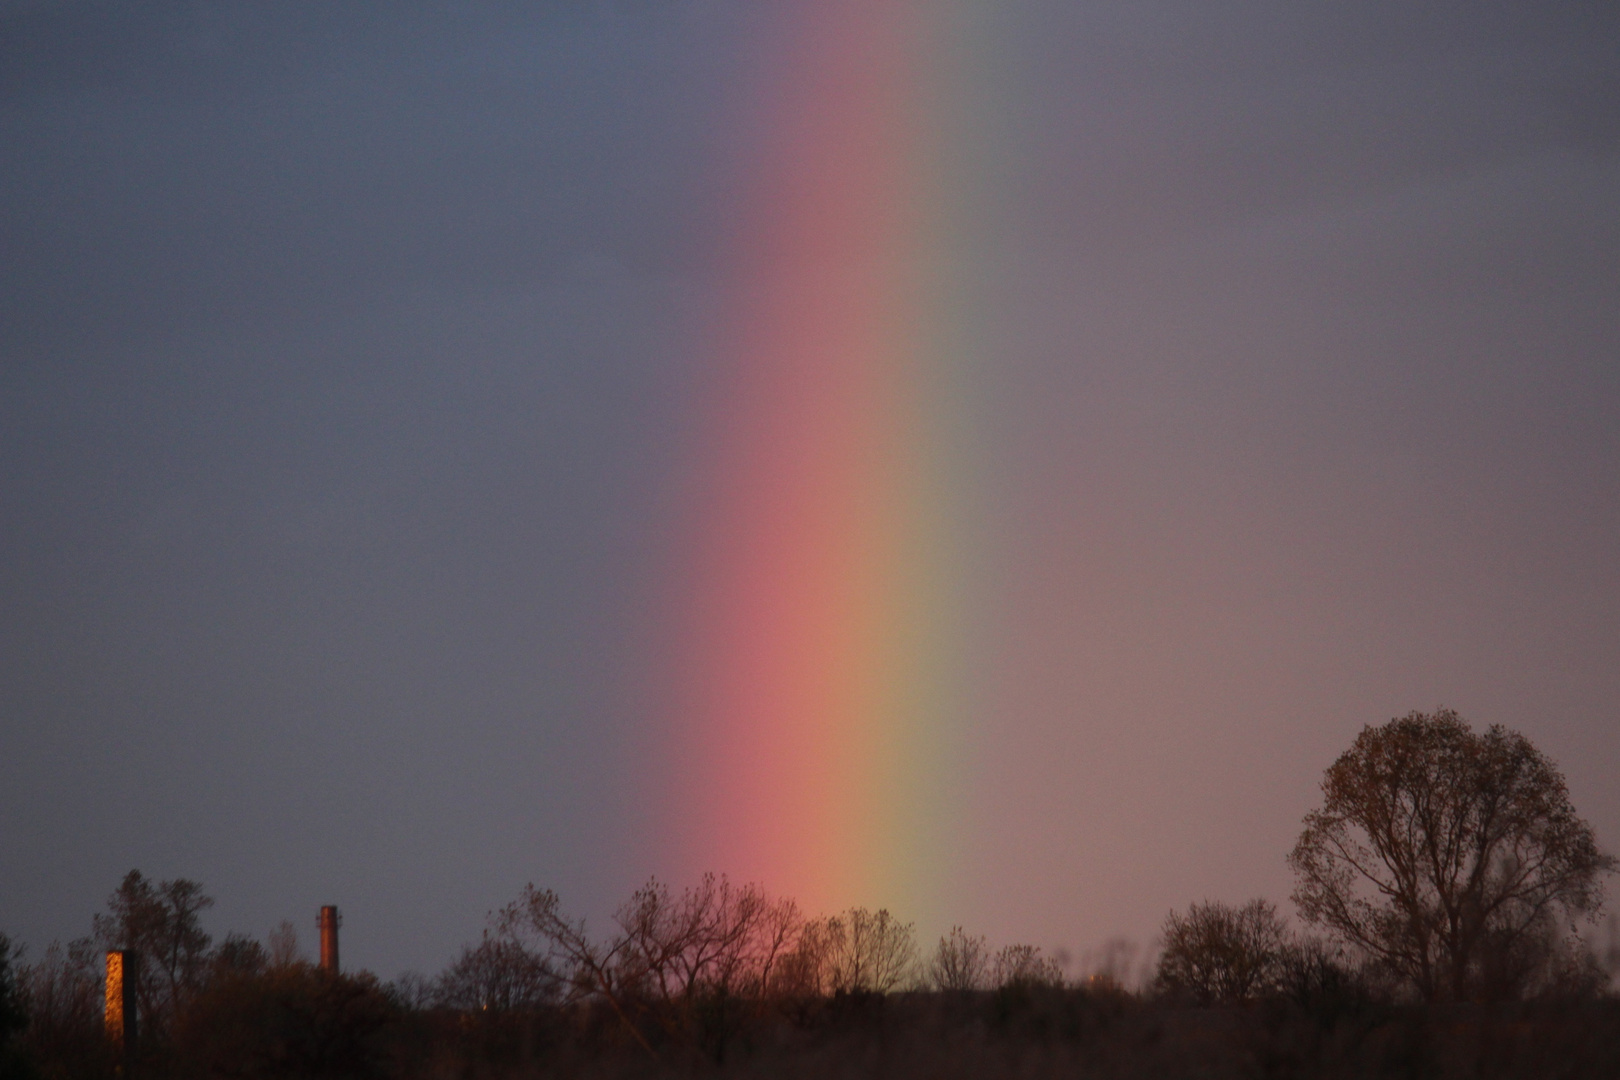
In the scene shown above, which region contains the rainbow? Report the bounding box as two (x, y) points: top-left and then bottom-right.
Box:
(660, 2), (984, 923)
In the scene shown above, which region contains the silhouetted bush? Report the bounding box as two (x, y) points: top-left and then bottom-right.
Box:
(928, 927), (989, 991)
(0, 934), (37, 1080)
(16, 939), (107, 1080)
(171, 963), (401, 1080)
(990, 945), (1064, 991)
(1277, 937), (1378, 1023)
(1155, 898), (1290, 1004)
(434, 932), (559, 1012)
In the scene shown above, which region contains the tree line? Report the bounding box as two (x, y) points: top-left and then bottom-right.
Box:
(2, 709), (1617, 1079)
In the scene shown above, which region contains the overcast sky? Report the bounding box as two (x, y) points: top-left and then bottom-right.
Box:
(3, 0), (1617, 980)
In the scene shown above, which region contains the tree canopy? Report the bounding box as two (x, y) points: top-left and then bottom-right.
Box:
(93, 870), (214, 1033)
(1289, 709), (1615, 1002)
(1155, 899), (1289, 1004)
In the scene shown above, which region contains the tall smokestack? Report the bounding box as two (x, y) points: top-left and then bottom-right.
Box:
(105, 950), (138, 1074)
(318, 906), (340, 974)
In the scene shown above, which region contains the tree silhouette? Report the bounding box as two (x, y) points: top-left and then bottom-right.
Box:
(173, 963), (399, 1080)
(803, 908), (917, 994)
(0, 933), (34, 1080)
(1289, 709), (1615, 1002)
(495, 875), (806, 1057)
(93, 871), (214, 1034)
(929, 926), (989, 991)
(13, 938), (105, 1079)
(1154, 899), (1288, 1003)
(992, 944), (1064, 990)
(435, 931), (558, 1012)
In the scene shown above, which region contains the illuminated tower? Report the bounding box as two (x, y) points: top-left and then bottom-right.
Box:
(105, 950), (138, 1074)
(317, 905), (340, 973)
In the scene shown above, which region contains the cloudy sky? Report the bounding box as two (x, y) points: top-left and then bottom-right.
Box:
(3, 0), (1617, 980)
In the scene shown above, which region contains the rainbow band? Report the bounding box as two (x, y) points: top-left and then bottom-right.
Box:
(665, 2), (974, 922)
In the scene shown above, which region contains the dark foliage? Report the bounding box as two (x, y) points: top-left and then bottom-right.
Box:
(373, 990), (1617, 1079)
(16, 938), (108, 1080)
(434, 932), (558, 1012)
(1155, 899), (1290, 1004)
(172, 963), (401, 1080)
(0, 934), (36, 1080)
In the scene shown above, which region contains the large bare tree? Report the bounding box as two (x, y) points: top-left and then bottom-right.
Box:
(1289, 710), (1614, 1002)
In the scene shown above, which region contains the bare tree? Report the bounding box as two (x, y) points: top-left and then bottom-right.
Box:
(495, 884), (648, 1042)
(615, 874), (796, 1001)
(93, 870), (214, 1031)
(1155, 899), (1289, 1003)
(436, 932), (558, 1011)
(748, 893), (804, 997)
(929, 926), (989, 991)
(1274, 936), (1370, 1010)
(267, 921), (302, 969)
(1289, 710), (1616, 1002)
(494, 875), (806, 1056)
(387, 971), (437, 1011)
(0, 933), (28, 1077)
(992, 944), (1064, 990)
(769, 923), (830, 998)
(16, 938), (107, 1076)
(207, 934), (267, 980)
(805, 908), (917, 994)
